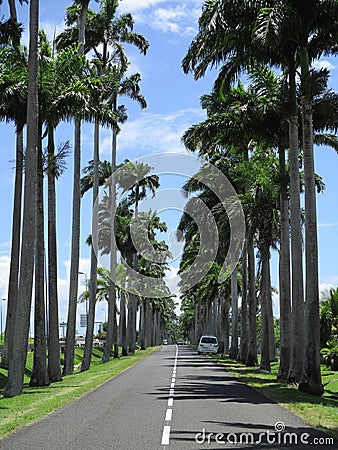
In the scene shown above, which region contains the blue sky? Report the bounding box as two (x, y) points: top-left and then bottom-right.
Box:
(0, 0), (337, 332)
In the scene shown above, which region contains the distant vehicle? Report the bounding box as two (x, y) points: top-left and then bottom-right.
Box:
(176, 340), (183, 345)
(162, 339), (168, 345)
(93, 339), (100, 346)
(198, 335), (218, 354)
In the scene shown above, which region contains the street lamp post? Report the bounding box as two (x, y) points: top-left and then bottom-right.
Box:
(78, 271), (88, 315)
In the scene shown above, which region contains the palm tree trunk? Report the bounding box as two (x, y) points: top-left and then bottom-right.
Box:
(4, 0), (39, 397)
(267, 268), (276, 361)
(102, 120), (117, 363)
(246, 240), (257, 366)
(155, 309), (161, 345)
(82, 119), (100, 371)
(128, 292), (137, 352)
(78, 0), (90, 55)
(194, 303), (199, 344)
(30, 137), (49, 387)
(239, 248), (248, 362)
(277, 147), (291, 381)
(63, 119), (81, 376)
(298, 47), (323, 395)
(1, 126), (23, 370)
(259, 245), (271, 372)
(287, 69), (305, 384)
(47, 126), (62, 382)
(120, 292), (128, 356)
(139, 298), (146, 350)
(63, 0), (88, 377)
(229, 267), (238, 359)
(220, 296), (230, 354)
(145, 298), (152, 347)
(113, 303), (119, 358)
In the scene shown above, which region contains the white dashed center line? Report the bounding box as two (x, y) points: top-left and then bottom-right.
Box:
(161, 345), (178, 447)
(165, 408), (173, 421)
(161, 426), (171, 446)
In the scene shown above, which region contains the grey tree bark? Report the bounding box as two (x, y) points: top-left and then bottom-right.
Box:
(102, 120), (117, 362)
(63, 0), (90, 375)
(277, 147), (291, 381)
(229, 267), (238, 359)
(259, 245), (271, 372)
(47, 126), (62, 382)
(239, 248), (248, 362)
(298, 48), (323, 395)
(4, 0), (39, 397)
(246, 241), (257, 366)
(287, 70), (305, 384)
(1, 128), (23, 369)
(82, 119), (99, 371)
(30, 140), (49, 387)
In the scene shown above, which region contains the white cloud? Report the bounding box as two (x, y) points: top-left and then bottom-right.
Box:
(118, 1), (202, 35)
(0, 242), (11, 257)
(99, 108), (205, 157)
(118, 0), (170, 13)
(320, 281), (337, 294)
(318, 222), (338, 228)
(40, 20), (66, 44)
(152, 5), (201, 34)
(313, 60), (336, 71)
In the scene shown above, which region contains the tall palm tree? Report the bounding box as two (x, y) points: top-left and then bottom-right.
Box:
(293, 0), (337, 395)
(79, 67), (148, 364)
(61, 0), (148, 368)
(62, 0), (91, 377)
(0, 0), (26, 45)
(4, 0), (39, 398)
(0, 43), (27, 369)
(117, 161), (160, 354)
(30, 124), (49, 387)
(247, 0), (337, 394)
(0, 0), (27, 369)
(182, 0), (335, 393)
(46, 139), (70, 382)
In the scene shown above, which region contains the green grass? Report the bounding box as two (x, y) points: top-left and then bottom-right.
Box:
(0, 346), (160, 439)
(212, 355), (338, 440)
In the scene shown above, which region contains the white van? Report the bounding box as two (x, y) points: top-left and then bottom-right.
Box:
(198, 335), (219, 354)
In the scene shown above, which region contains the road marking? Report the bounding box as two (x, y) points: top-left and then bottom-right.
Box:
(161, 426), (171, 445)
(161, 346), (178, 446)
(165, 408), (172, 421)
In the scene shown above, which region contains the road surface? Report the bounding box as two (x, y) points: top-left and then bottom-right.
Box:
(0, 345), (335, 449)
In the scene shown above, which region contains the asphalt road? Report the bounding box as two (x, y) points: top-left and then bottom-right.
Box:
(0, 345), (335, 450)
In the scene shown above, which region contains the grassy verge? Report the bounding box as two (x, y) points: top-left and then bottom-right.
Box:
(212, 355), (338, 439)
(0, 346), (159, 439)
